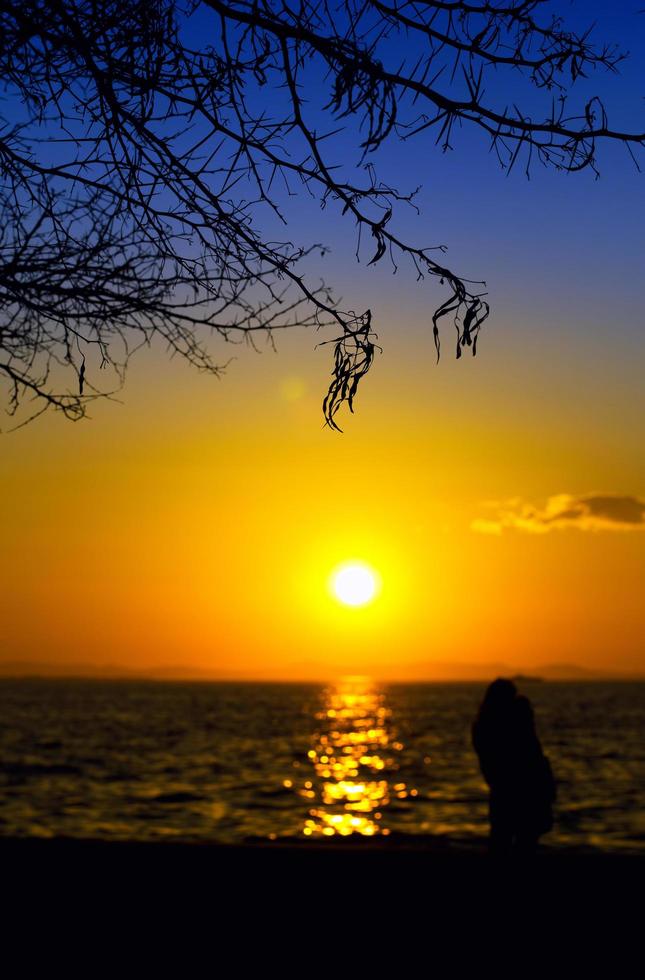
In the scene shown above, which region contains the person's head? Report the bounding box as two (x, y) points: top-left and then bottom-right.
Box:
(481, 678), (517, 710)
(475, 678), (517, 724)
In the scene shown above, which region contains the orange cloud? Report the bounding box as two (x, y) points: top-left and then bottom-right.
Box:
(471, 494), (645, 535)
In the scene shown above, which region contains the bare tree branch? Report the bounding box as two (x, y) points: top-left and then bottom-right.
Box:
(1, 0), (642, 429)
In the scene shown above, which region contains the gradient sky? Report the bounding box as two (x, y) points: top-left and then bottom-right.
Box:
(1, 1), (644, 679)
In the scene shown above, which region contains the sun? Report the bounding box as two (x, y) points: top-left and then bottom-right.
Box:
(330, 561), (379, 607)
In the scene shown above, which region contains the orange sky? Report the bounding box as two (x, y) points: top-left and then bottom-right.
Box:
(1, 300), (644, 680)
(2, 0), (645, 685)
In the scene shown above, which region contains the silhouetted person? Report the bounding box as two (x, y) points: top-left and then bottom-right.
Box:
(512, 694), (556, 854)
(472, 679), (556, 857)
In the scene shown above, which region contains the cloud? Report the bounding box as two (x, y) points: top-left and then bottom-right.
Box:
(471, 494), (645, 535)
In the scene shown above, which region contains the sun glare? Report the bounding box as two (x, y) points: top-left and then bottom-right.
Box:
(330, 562), (379, 607)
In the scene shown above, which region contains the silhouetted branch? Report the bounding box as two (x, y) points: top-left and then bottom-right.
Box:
(1, 1), (642, 428)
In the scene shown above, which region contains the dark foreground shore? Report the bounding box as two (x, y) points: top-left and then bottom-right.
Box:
(4, 835), (643, 969)
(3, 833), (643, 924)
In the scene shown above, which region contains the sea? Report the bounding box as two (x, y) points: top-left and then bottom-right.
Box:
(0, 678), (644, 851)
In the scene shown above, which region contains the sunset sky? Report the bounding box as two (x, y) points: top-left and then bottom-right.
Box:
(1, 1), (644, 681)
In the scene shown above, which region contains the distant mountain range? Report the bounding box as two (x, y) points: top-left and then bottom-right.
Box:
(391, 660), (645, 681)
(0, 658), (642, 682)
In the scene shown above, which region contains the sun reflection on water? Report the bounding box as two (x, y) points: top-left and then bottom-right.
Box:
(301, 677), (407, 837)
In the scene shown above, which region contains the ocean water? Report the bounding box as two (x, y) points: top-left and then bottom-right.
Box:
(0, 678), (644, 851)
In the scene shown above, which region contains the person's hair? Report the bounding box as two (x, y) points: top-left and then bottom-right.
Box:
(474, 678), (518, 728)
(481, 678), (517, 709)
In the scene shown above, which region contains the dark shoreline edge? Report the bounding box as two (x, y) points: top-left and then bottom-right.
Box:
(3, 831), (644, 866)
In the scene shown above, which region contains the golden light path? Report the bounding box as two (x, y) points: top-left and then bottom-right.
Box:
(330, 561), (380, 607)
(300, 676), (413, 837)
